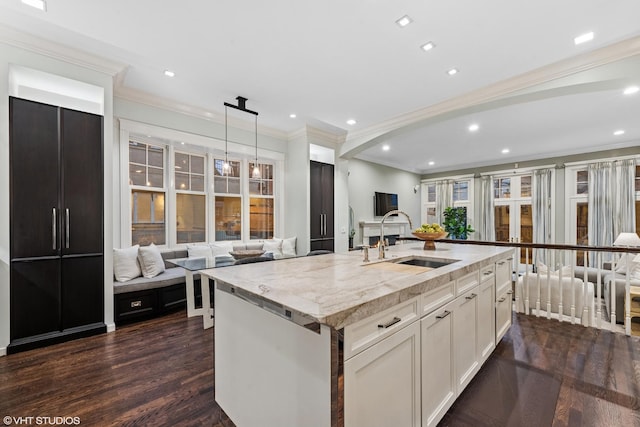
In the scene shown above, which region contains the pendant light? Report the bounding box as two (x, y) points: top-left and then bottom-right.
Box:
(223, 105), (230, 175)
(223, 96), (259, 177)
(252, 114), (260, 178)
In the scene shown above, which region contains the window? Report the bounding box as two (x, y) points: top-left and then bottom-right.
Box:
(426, 184), (436, 203)
(494, 177), (511, 199)
(520, 175), (532, 198)
(249, 162), (275, 239)
(215, 196), (241, 241)
(576, 170), (588, 194)
(214, 158), (241, 194)
(175, 152), (206, 244)
(130, 141), (165, 245)
(452, 181), (469, 202)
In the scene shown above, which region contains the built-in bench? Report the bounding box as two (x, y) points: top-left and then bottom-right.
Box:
(113, 249), (204, 324)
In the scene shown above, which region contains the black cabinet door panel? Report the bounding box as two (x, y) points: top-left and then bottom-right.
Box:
(10, 259), (61, 340)
(60, 109), (103, 255)
(62, 255), (104, 329)
(9, 98), (60, 259)
(310, 161), (323, 239)
(321, 163), (335, 238)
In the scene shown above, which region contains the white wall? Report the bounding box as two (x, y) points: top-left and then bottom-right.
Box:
(0, 41), (115, 354)
(347, 158), (422, 246)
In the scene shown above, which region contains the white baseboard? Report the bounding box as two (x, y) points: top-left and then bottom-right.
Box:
(0, 347), (6, 357)
(106, 322), (116, 333)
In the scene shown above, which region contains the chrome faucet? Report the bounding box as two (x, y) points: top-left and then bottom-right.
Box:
(379, 210), (413, 259)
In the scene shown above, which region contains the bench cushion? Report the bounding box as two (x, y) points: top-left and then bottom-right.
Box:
(113, 267), (187, 294)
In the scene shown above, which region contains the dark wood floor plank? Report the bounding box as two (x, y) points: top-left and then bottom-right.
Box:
(1, 310), (639, 426)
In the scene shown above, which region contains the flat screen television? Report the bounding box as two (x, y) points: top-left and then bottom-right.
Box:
(374, 192), (398, 216)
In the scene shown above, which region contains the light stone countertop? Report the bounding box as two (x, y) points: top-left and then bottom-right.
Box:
(200, 243), (514, 330)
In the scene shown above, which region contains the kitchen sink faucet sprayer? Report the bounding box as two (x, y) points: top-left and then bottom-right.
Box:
(379, 210), (412, 259)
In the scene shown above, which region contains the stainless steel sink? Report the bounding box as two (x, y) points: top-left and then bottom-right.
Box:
(392, 257), (459, 269)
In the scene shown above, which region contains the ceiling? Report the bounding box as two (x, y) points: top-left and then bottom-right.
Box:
(1, 0), (640, 174)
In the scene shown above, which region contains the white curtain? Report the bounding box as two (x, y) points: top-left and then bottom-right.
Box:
(435, 180), (453, 225)
(613, 159), (636, 239)
(477, 176), (495, 241)
(532, 168), (553, 265)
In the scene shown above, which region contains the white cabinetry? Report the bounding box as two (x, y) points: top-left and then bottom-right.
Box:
(344, 320), (421, 427)
(477, 266), (496, 364)
(495, 257), (513, 342)
(453, 287), (479, 393)
(421, 301), (455, 427)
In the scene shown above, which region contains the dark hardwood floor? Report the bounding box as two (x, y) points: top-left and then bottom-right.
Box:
(1, 311), (639, 427)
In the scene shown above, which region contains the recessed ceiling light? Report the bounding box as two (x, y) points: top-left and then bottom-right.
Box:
(395, 15), (413, 27)
(468, 123), (479, 132)
(614, 130), (625, 136)
(447, 68), (459, 76)
(346, 119), (357, 126)
(420, 42), (436, 52)
(180, 142), (185, 145)
(624, 86), (639, 95)
(574, 32), (594, 45)
(164, 70), (175, 77)
(21, 0), (46, 11)
(501, 148), (510, 154)
(428, 161), (435, 166)
(382, 145), (390, 151)
(289, 113), (297, 118)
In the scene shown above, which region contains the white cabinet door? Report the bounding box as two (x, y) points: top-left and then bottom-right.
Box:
(496, 288), (513, 342)
(453, 287), (479, 394)
(344, 321), (421, 427)
(421, 301), (456, 427)
(477, 278), (496, 364)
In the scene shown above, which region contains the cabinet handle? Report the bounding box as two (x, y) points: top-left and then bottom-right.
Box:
(436, 310), (451, 320)
(498, 297), (506, 303)
(465, 293), (477, 300)
(65, 208), (70, 249)
(497, 261), (506, 266)
(378, 316), (401, 329)
(506, 290), (513, 295)
(483, 271), (493, 275)
(323, 213), (326, 235)
(131, 300), (142, 308)
(52, 208), (57, 250)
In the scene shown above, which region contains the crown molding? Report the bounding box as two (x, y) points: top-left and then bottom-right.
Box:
(0, 23), (126, 76)
(114, 85), (289, 141)
(341, 35), (640, 159)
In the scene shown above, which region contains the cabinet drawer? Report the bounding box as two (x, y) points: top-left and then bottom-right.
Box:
(344, 296), (419, 360)
(421, 281), (455, 316)
(115, 290), (157, 322)
(495, 258), (511, 289)
(480, 265), (495, 283)
(456, 271), (479, 296)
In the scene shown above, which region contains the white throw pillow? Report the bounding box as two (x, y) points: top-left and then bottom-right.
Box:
(187, 244), (212, 258)
(264, 239), (284, 259)
(138, 243), (166, 278)
(273, 236), (296, 258)
(245, 242), (265, 251)
(113, 245), (141, 282)
(210, 241), (234, 256)
(537, 263), (571, 276)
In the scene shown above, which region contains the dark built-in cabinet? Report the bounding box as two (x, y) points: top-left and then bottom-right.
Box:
(310, 160), (334, 252)
(9, 97), (105, 353)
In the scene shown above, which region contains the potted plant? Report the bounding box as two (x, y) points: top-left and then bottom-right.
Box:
(443, 207), (474, 239)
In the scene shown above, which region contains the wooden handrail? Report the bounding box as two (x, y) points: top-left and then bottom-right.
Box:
(397, 237), (640, 254)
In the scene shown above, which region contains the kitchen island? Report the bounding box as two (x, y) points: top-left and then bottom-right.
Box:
(200, 242), (514, 427)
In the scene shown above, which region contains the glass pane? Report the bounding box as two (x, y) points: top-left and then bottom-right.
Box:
(148, 146), (164, 167)
(175, 153), (190, 173)
(249, 179), (260, 195)
(129, 164), (146, 186)
(177, 194), (206, 244)
(129, 142), (146, 164)
(519, 204), (532, 264)
(263, 180), (273, 196)
(576, 202), (588, 266)
(520, 175), (531, 198)
(192, 156), (205, 174)
(250, 197), (274, 240)
(228, 177), (241, 194)
(576, 170), (588, 194)
(191, 174), (205, 192)
(215, 196), (241, 241)
(214, 176), (227, 193)
(494, 205), (510, 242)
(427, 185), (436, 202)
(426, 207), (437, 224)
(131, 190), (165, 245)
(148, 167), (163, 188)
(175, 172), (189, 190)
(500, 178), (511, 198)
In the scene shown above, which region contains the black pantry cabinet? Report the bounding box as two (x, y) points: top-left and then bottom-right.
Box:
(8, 97), (105, 353)
(309, 160), (334, 251)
